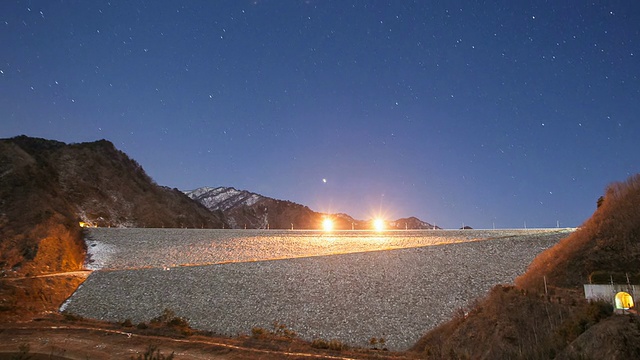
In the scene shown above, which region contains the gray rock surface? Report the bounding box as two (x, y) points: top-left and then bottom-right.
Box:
(64, 228), (571, 350)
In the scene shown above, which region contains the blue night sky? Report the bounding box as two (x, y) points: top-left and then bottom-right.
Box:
(1, 1), (639, 229)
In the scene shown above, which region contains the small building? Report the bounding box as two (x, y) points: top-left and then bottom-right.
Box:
(584, 284), (638, 313)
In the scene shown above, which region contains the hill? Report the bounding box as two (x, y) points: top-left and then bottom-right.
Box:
(0, 136), (226, 276)
(517, 173), (640, 290)
(185, 186), (438, 230)
(411, 173), (640, 359)
(185, 186), (317, 229)
(389, 217), (440, 230)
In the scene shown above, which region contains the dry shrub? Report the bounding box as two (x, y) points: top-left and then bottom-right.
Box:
(558, 313), (640, 359)
(148, 308), (192, 336)
(131, 345), (174, 360)
(412, 286), (613, 359)
(311, 338), (348, 351)
(251, 327), (267, 339)
(518, 173), (640, 290)
(0, 276), (86, 321)
(251, 322), (297, 340)
(1, 135), (224, 276)
(24, 217), (86, 275)
(412, 174), (640, 359)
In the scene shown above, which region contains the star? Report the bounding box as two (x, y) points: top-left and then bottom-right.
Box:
(2, 0), (637, 229)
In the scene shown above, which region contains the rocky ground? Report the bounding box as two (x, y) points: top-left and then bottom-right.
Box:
(63, 229), (572, 351)
(82, 228), (563, 269)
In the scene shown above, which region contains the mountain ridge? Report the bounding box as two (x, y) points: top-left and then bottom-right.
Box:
(185, 186), (439, 230)
(0, 135), (226, 275)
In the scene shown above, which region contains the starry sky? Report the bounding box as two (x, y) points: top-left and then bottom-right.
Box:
(2, 1), (639, 229)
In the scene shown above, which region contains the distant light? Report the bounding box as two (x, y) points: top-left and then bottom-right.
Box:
(322, 178), (327, 183)
(373, 218), (385, 232)
(322, 218), (334, 232)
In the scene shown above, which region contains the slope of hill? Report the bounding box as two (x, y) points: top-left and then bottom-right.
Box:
(517, 173), (640, 290)
(185, 186), (262, 212)
(0, 136), (226, 276)
(185, 186), (320, 229)
(185, 186), (438, 230)
(411, 173), (640, 359)
(389, 217), (440, 230)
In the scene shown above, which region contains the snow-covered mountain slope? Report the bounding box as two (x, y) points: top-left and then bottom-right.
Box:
(185, 186), (438, 230)
(184, 187), (315, 229)
(184, 186), (262, 212)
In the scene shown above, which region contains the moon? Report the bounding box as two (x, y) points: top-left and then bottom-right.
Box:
(322, 178), (327, 183)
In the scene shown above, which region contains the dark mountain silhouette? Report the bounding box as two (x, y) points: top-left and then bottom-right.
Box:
(185, 186), (438, 230)
(389, 216), (440, 230)
(185, 186), (317, 229)
(0, 135), (225, 276)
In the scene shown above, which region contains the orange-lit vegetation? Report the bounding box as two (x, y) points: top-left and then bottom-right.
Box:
(4, 135), (640, 358)
(1, 136), (226, 275)
(26, 216), (86, 275)
(517, 173), (640, 290)
(0, 136), (226, 321)
(412, 173), (640, 359)
(412, 286), (614, 359)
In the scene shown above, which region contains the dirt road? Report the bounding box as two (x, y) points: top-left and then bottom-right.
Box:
(0, 321), (410, 360)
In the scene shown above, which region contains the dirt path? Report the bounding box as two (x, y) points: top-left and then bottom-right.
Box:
(0, 322), (410, 360)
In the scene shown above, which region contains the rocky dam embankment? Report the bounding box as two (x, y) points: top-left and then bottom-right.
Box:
(62, 228), (572, 350)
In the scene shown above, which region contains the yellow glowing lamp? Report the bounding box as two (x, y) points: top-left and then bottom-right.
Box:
(373, 218), (385, 232)
(322, 218), (334, 232)
(615, 292), (634, 310)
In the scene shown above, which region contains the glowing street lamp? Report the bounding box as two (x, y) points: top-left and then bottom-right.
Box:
(373, 218), (385, 232)
(322, 218), (334, 232)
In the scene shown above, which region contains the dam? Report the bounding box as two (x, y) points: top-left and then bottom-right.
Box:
(62, 228), (572, 350)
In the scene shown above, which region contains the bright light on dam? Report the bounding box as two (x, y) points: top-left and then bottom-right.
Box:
(373, 218), (385, 232)
(322, 218), (334, 232)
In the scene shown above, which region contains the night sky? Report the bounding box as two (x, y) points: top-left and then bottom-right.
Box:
(2, 1), (639, 229)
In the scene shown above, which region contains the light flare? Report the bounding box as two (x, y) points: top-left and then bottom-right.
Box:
(322, 218), (334, 232)
(373, 218), (385, 232)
